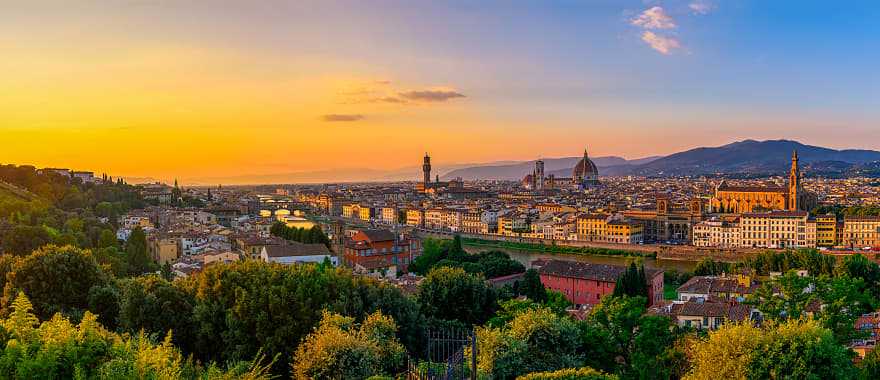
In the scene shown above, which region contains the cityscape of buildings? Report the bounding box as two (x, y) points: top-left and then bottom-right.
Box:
(7, 140), (880, 374)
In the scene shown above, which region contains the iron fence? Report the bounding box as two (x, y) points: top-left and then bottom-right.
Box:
(404, 327), (477, 380)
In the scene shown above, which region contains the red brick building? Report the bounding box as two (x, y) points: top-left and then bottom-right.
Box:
(535, 259), (664, 307)
(343, 229), (421, 275)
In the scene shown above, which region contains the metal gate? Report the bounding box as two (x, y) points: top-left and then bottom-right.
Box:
(404, 327), (477, 380)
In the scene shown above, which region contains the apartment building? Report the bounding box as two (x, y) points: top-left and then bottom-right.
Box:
(692, 218), (741, 248)
(843, 216), (880, 249)
(740, 211), (813, 249)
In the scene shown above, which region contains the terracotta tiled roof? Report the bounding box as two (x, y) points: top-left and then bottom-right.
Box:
(537, 259), (662, 283)
(742, 211), (809, 218)
(264, 242), (330, 258)
(359, 229), (397, 242)
(717, 184), (786, 193)
(677, 276), (759, 296)
(671, 301), (751, 321)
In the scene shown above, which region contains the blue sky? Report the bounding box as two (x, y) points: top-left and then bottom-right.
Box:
(2, 0), (879, 178)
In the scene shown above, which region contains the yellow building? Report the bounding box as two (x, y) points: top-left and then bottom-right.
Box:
(405, 209), (424, 228)
(342, 203), (358, 219)
(606, 221), (644, 244)
(148, 236), (180, 265)
(815, 214), (837, 247)
(843, 216), (880, 249)
(576, 214), (643, 243)
(358, 206), (372, 222)
(576, 213), (609, 241)
(536, 203), (577, 213)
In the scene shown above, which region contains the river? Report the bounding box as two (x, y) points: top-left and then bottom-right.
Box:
(463, 244), (697, 273)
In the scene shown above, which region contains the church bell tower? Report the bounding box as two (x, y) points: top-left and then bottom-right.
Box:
(423, 153), (432, 187)
(789, 150), (800, 211)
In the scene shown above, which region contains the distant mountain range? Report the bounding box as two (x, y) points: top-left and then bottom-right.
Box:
(443, 139), (880, 180)
(612, 139), (880, 177)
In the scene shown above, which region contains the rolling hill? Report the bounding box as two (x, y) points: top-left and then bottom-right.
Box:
(617, 139), (880, 176)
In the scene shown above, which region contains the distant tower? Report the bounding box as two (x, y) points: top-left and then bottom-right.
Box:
(534, 159), (545, 191)
(423, 153), (432, 187)
(789, 150), (800, 211)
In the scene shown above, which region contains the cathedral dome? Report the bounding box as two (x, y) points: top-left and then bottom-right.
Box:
(572, 149), (598, 180)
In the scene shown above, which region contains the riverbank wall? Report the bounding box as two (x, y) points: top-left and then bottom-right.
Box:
(414, 229), (762, 263)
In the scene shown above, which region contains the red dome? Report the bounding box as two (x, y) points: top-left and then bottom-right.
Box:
(572, 150), (598, 179)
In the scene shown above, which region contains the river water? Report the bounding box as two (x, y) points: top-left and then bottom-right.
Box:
(463, 245), (697, 273)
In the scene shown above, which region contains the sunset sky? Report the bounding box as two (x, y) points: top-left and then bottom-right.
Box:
(2, 1), (878, 183)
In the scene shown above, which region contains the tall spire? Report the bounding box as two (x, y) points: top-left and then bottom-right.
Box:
(789, 149), (800, 211)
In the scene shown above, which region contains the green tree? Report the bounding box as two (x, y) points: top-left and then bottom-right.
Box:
(836, 253), (880, 297)
(612, 262), (648, 299)
(292, 311), (405, 380)
(117, 275), (196, 353)
(519, 269), (548, 303)
(749, 271), (814, 320)
(862, 345), (880, 380)
(580, 296), (679, 379)
(92, 246), (129, 277)
(125, 226), (155, 275)
(2, 244), (109, 320)
(0, 293), (270, 379)
(476, 307), (583, 380)
(693, 258), (731, 276)
(685, 319), (857, 380)
(97, 228), (118, 248)
(518, 367), (619, 380)
(181, 260), (420, 375)
(417, 267), (496, 325)
(1, 225), (51, 256)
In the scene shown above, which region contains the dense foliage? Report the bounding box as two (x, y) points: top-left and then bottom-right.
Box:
(685, 319), (857, 380)
(0, 292), (271, 379)
(0, 164), (146, 258)
(461, 237), (654, 258)
(293, 311), (405, 379)
(269, 221), (331, 248)
(417, 267), (497, 326)
(812, 205), (880, 219)
(612, 262), (648, 299)
(517, 367), (619, 380)
(476, 307), (583, 379)
(410, 236), (526, 279)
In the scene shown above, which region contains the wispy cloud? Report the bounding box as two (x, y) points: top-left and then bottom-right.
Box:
(631, 6), (676, 29)
(340, 82), (467, 105)
(398, 89), (466, 102)
(641, 31), (681, 55)
(322, 114), (364, 122)
(689, 1), (714, 15)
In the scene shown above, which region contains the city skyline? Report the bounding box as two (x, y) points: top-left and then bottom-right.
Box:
(3, 1), (879, 182)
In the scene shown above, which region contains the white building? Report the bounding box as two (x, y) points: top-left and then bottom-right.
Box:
(692, 218), (741, 248)
(740, 211), (813, 249)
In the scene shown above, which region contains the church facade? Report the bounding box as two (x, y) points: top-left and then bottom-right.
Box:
(709, 151), (817, 214)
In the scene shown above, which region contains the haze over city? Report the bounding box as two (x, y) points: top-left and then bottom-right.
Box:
(3, 0), (879, 184)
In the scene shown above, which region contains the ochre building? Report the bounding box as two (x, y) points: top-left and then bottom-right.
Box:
(709, 151), (817, 214)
